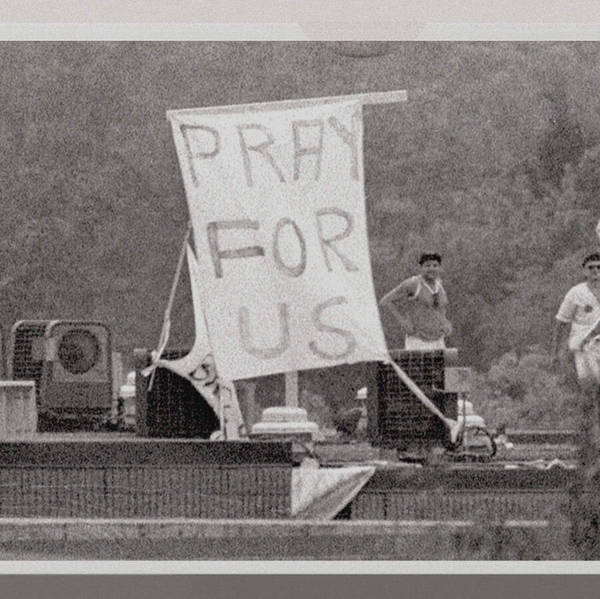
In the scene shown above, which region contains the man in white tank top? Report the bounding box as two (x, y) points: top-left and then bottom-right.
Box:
(379, 253), (452, 350)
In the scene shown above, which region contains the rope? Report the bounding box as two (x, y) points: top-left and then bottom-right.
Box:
(147, 221), (193, 391)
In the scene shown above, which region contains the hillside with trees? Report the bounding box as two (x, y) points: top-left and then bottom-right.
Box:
(1, 41), (599, 427)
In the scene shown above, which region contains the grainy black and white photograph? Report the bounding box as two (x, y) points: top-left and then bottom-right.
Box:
(2, 38), (600, 566)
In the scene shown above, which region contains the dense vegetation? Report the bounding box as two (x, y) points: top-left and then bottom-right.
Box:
(2, 41), (600, 427)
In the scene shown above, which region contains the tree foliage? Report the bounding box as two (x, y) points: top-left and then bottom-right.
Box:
(1, 42), (599, 409)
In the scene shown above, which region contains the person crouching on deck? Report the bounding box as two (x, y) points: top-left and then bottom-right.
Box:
(379, 252), (452, 351)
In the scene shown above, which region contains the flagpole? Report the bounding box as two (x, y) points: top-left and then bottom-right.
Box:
(148, 221), (193, 391)
(167, 89), (407, 119)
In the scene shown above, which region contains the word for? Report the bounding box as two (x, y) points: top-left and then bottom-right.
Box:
(207, 208), (359, 278)
(180, 115), (359, 187)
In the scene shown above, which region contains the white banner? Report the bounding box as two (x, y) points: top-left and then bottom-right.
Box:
(168, 96), (388, 380)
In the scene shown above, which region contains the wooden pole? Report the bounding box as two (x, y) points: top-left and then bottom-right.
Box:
(167, 89), (407, 119)
(285, 371), (299, 408)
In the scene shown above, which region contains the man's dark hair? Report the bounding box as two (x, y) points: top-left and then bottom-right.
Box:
(583, 253), (600, 267)
(419, 252), (442, 265)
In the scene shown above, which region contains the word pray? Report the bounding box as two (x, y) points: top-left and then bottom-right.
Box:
(179, 115), (359, 186)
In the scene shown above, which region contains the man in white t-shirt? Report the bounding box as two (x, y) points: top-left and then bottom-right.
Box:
(553, 252), (600, 384)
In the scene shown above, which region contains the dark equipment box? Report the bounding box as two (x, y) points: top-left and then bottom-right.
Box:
(134, 348), (220, 438)
(135, 347), (457, 448)
(367, 349), (458, 450)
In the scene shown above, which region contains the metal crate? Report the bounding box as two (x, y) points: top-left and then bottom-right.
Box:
(8, 320), (113, 430)
(8, 321), (48, 400)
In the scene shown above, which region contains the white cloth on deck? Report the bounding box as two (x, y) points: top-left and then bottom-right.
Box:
(291, 461), (375, 520)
